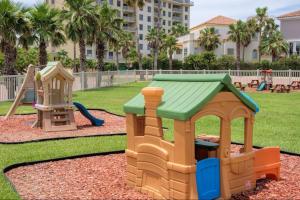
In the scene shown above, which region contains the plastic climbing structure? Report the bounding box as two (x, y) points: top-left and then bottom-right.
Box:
(124, 74), (281, 200)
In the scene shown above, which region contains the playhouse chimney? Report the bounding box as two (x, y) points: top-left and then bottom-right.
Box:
(142, 87), (164, 138)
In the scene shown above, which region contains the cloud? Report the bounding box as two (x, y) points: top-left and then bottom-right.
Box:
(190, 0), (300, 27)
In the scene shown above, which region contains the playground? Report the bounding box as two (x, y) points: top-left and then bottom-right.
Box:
(0, 63), (300, 199)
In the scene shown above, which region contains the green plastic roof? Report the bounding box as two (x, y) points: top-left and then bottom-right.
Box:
(39, 62), (58, 76)
(124, 74), (258, 120)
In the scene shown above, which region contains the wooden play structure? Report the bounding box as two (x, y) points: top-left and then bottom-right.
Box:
(124, 74), (280, 200)
(5, 65), (37, 119)
(33, 62), (77, 132)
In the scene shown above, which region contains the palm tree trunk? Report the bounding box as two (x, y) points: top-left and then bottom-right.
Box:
(236, 42), (241, 71)
(115, 49), (119, 71)
(154, 0), (162, 70)
(96, 40), (105, 88)
(78, 36), (86, 72)
(154, 49), (158, 70)
(39, 39), (48, 67)
(258, 31), (262, 63)
(242, 45), (245, 62)
(169, 50), (173, 70)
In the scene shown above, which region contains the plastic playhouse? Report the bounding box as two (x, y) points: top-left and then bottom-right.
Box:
(5, 62), (104, 131)
(257, 69), (273, 91)
(124, 74), (280, 200)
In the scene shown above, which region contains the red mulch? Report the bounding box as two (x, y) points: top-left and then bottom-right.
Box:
(5, 146), (300, 200)
(0, 110), (125, 143)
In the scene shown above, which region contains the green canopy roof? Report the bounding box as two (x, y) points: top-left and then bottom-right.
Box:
(124, 74), (258, 121)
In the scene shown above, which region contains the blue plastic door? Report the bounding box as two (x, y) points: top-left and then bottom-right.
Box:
(196, 158), (220, 200)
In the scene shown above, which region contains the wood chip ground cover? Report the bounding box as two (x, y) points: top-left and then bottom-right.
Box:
(5, 147), (300, 199)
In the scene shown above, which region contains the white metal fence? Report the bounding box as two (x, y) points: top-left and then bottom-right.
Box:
(1, 69), (300, 102)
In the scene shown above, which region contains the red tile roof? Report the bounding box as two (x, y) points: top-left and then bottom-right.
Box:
(190, 15), (236, 30)
(278, 9), (300, 19)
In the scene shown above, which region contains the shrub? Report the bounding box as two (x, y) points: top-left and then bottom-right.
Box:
(216, 55), (235, 70)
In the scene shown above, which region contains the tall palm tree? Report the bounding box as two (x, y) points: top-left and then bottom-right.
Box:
(241, 18), (257, 61)
(163, 35), (178, 70)
(0, 0), (31, 75)
(120, 32), (135, 68)
(261, 31), (288, 61)
(198, 27), (220, 51)
(255, 7), (269, 62)
(162, 24), (188, 70)
(228, 20), (247, 70)
(124, 0), (145, 70)
(30, 3), (66, 67)
(146, 28), (165, 70)
(63, 0), (96, 72)
(90, 2), (123, 71)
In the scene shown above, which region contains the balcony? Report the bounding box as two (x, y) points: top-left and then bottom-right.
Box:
(173, 8), (183, 13)
(123, 6), (134, 13)
(173, 0), (194, 6)
(173, 16), (182, 22)
(123, 26), (136, 32)
(123, 16), (136, 23)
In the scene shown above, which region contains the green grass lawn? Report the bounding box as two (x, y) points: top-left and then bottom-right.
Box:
(0, 81), (300, 199)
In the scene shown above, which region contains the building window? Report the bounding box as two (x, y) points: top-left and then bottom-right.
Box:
(117, 0), (121, 6)
(176, 49), (182, 54)
(139, 44), (143, 50)
(168, 21), (171, 26)
(109, 51), (114, 59)
(227, 48), (234, 55)
(185, 7), (188, 12)
(148, 25), (151, 30)
(86, 49), (92, 56)
(252, 49), (258, 59)
(168, 12), (171, 17)
(109, 0), (113, 5)
(168, 3), (171, 9)
(163, 11), (166, 16)
(163, 20), (166, 25)
(139, 14), (143, 20)
(296, 42), (300, 55)
(185, 15), (188, 20)
(139, 34), (143, 40)
(184, 48), (188, 57)
(289, 42), (294, 55)
(139, 24), (143, 30)
(163, 2), (166, 7)
(147, 6), (151, 12)
(147, 16), (151, 22)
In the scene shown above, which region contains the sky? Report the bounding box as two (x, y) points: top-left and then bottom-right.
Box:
(17, 0), (300, 27)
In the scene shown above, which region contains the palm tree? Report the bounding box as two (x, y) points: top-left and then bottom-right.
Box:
(124, 0), (145, 70)
(0, 0), (31, 75)
(241, 18), (257, 61)
(163, 35), (178, 70)
(198, 27), (220, 51)
(63, 0), (96, 72)
(228, 20), (247, 70)
(261, 31), (288, 61)
(30, 3), (66, 67)
(90, 2), (123, 71)
(120, 32), (135, 68)
(255, 7), (269, 62)
(146, 28), (165, 70)
(162, 24), (188, 70)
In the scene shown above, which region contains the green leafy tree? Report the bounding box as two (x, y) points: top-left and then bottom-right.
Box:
(30, 3), (66, 67)
(89, 1), (123, 71)
(146, 28), (165, 70)
(163, 35), (177, 70)
(63, 0), (96, 72)
(261, 31), (288, 61)
(228, 20), (247, 70)
(255, 7), (270, 62)
(124, 0), (145, 70)
(0, 0), (31, 75)
(198, 27), (220, 51)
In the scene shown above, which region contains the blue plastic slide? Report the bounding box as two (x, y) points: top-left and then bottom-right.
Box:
(257, 82), (266, 91)
(73, 102), (104, 126)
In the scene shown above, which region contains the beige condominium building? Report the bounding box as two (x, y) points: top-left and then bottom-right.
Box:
(46, 0), (193, 63)
(278, 9), (300, 56)
(174, 15), (270, 63)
